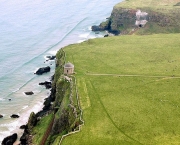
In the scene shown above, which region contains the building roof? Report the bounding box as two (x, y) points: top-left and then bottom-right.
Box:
(64, 62), (74, 68)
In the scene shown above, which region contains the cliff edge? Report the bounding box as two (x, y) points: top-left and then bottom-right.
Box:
(92, 0), (180, 35)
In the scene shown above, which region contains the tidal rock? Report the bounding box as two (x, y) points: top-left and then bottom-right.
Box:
(35, 66), (50, 75)
(43, 97), (52, 110)
(39, 81), (52, 89)
(20, 125), (27, 129)
(0, 114), (3, 118)
(11, 114), (20, 118)
(24, 91), (34, 95)
(20, 131), (29, 145)
(2, 133), (17, 145)
(91, 25), (104, 31)
(46, 55), (56, 60)
(104, 34), (109, 37)
(50, 75), (54, 81)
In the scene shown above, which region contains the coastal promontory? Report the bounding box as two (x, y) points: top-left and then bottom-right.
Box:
(92, 0), (180, 35)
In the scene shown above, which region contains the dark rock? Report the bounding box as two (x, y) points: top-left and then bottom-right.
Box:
(108, 29), (120, 35)
(11, 114), (20, 118)
(8, 99), (11, 101)
(92, 19), (120, 35)
(2, 133), (17, 145)
(24, 91), (34, 95)
(20, 131), (28, 145)
(91, 25), (105, 31)
(43, 97), (52, 110)
(0, 114), (3, 118)
(46, 55), (56, 60)
(39, 81), (52, 89)
(104, 34), (109, 37)
(35, 66), (50, 75)
(20, 125), (27, 129)
(50, 75), (54, 81)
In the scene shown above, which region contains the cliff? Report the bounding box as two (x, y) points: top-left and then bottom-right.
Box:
(19, 49), (82, 145)
(92, 0), (180, 35)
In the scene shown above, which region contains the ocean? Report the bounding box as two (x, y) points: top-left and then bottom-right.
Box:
(0, 0), (122, 143)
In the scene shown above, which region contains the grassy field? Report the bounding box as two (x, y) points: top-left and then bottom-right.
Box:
(59, 34), (180, 145)
(115, 0), (180, 10)
(32, 113), (54, 144)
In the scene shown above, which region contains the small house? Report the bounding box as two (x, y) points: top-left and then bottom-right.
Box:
(64, 62), (74, 75)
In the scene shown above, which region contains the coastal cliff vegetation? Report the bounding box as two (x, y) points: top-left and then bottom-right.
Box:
(20, 49), (82, 145)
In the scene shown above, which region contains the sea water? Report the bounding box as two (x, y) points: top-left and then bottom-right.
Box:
(0, 0), (122, 142)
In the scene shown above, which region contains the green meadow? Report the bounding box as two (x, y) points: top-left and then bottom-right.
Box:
(60, 34), (180, 145)
(115, 0), (180, 10)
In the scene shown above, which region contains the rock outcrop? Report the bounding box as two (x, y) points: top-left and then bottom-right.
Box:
(35, 66), (50, 75)
(10, 114), (20, 118)
(2, 133), (17, 145)
(39, 81), (52, 89)
(93, 4), (180, 35)
(46, 55), (56, 60)
(24, 91), (34, 95)
(0, 114), (3, 118)
(91, 19), (120, 35)
(20, 125), (27, 129)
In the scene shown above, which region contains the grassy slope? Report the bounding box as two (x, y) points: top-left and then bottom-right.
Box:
(115, 0), (180, 10)
(32, 113), (54, 144)
(60, 34), (180, 145)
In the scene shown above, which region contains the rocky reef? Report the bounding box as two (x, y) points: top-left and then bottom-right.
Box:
(35, 66), (51, 75)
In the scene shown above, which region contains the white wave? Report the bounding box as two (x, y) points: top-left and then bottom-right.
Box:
(88, 26), (92, 31)
(89, 36), (96, 39)
(12, 88), (20, 93)
(0, 131), (13, 142)
(43, 55), (49, 61)
(48, 50), (57, 55)
(0, 98), (5, 101)
(77, 40), (85, 43)
(33, 67), (39, 73)
(22, 105), (28, 110)
(79, 33), (90, 38)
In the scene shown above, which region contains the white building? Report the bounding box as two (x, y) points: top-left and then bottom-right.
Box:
(135, 10), (148, 27)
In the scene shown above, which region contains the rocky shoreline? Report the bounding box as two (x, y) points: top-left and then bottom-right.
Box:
(2, 49), (82, 144)
(1, 56), (56, 145)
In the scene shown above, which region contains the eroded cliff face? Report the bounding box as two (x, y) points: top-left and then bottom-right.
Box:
(97, 6), (180, 35)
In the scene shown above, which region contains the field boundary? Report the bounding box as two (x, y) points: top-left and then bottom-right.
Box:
(58, 76), (84, 145)
(86, 73), (180, 79)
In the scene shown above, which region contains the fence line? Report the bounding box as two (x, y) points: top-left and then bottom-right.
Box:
(59, 76), (84, 145)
